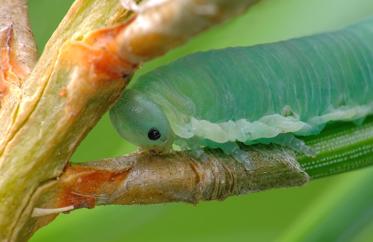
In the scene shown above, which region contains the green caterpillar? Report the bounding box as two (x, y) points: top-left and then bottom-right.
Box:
(110, 17), (373, 159)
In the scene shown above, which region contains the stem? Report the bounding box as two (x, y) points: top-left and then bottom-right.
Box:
(299, 116), (373, 179)
(117, 0), (260, 63)
(25, 116), (373, 239)
(24, 144), (308, 239)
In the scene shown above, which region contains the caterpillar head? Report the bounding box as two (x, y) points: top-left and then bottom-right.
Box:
(110, 89), (174, 151)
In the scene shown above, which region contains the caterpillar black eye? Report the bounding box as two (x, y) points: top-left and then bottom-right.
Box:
(148, 128), (161, 140)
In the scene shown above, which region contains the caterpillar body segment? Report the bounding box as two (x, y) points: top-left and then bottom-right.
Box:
(110, 17), (373, 160)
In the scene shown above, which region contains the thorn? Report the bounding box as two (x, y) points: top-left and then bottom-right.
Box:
(32, 205), (75, 217)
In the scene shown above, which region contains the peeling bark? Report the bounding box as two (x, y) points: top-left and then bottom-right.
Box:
(22, 146), (308, 239)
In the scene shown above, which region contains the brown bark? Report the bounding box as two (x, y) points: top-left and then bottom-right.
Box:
(24, 146), (308, 239)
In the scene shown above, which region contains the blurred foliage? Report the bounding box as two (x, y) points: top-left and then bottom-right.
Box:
(28, 0), (373, 241)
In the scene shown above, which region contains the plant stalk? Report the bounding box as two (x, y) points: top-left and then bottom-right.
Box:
(24, 116), (373, 239)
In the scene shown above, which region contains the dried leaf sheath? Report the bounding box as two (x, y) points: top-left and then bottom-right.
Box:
(57, 147), (308, 206)
(21, 146), (308, 239)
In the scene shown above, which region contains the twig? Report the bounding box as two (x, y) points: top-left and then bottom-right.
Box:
(26, 116), (373, 239)
(24, 145), (307, 237)
(117, 0), (259, 63)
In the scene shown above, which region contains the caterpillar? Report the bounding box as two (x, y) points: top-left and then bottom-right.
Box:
(110, 17), (373, 161)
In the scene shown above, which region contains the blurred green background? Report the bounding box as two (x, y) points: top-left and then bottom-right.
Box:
(28, 0), (373, 241)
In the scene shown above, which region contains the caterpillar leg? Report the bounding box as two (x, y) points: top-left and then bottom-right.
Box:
(177, 138), (209, 162)
(220, 142), (253, 170)
(188, 148), (209, 162)
(187, 141), (253, 170)
(353, 117), (366, 126)
(232, 148), (253, 170)
(272, 134), (316, 157)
